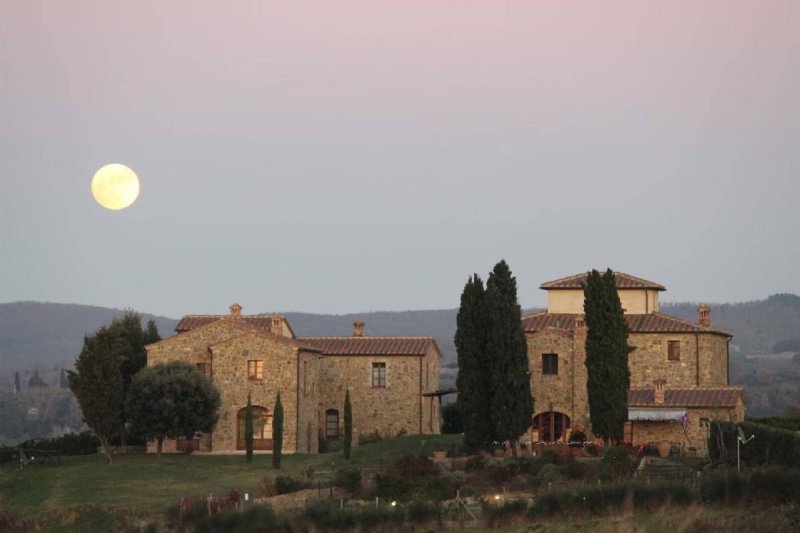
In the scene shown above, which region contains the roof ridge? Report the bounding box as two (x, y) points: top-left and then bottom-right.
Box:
(297, 335), (435, 340)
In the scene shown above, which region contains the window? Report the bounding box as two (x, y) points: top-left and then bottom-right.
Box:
(668, 341), (681, 361)
(326, 409), (339, 439)
(247, 360), (264, 380)
(542, 354), (558, 375)
(372, 362), (386, 388)
(196, 362), (210, 377)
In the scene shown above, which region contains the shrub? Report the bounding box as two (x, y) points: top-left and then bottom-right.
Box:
(600, 445), (634, 480)
(205, 504), (287, 532)
(700, 468), (800, 505)
(482, 499), (528, 526)
(407, 501), (440, 524)
(464, 455), (486, 472)
(534, 463), (563, 487)
(710, 421), (800, 468)
(396, 454), (438, 477)
(303, 501), (357, 529)
(334, 467), (361, 494)
(0, 510), (27, 531)
(484, 464), (513, 485)
(356, 506), (405, 528)
(564, 460), (588, 480)
(568, 430), (587, 447)
(531, 481), (692, 517)
(373, 473), (411, 501)
(18, 431), (100, 455)
(274, 475), (308, 495)
(318, 430), (329, 453)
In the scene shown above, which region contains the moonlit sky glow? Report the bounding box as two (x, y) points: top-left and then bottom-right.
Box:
(1, 1), (799, 317)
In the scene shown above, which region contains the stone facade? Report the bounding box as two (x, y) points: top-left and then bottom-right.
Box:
(317, 344), (440, 442)
(523, 272), (745, 455)
(144, 308), (440, 453)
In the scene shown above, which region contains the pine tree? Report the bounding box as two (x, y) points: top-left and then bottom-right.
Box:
(583, 269), (633, 445)
(272, 391), (284, 469)
(485, 260), (534, 450)
(68, 332), (125, 463)
(28, 370), (47, 388)
(343, 388), (352, 459)
(454, 274), (493, 450)
(245, 393), (254, 464)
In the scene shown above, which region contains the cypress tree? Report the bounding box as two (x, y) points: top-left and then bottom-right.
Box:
(245, 393), (254, 464)
(59, 368), (68, 389)
(343, 388), (352, 459)
(272, 391), (283, 469)
(14, 371), (21, 394)
(485, 260), (533, 450)
(583, 269), (633, 445)
(454, 274), (492, 450)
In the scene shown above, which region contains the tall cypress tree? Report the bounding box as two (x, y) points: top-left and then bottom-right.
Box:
(14, 371), (21, 394)
(583, 269), (633, 444)
(454, 274), (492, 450)
(272, 391), (284, 469)
(485, 260), (533, 449)
(343, 388), (352, 459)
(245, 393), (254, 464)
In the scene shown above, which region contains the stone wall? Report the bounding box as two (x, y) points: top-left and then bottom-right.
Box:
(210, 332), (303, 452)
(296, 351), (321, 454)
(318, 352), (431, 442)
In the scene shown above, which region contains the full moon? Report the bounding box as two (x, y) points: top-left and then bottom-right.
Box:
(91, 164), (140, 210)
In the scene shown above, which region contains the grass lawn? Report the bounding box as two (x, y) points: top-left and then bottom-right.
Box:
(0, 434), (462, 517)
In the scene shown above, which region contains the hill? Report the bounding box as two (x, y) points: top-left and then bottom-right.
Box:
(0, 302), (179, 373)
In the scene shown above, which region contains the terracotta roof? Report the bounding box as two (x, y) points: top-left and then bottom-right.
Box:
(298, 336), (439, 356)
(521, 312), (731, 337)
(540, 272), (665, 291)
(628, 388), (744, 408)
(176, 315), (275, 333)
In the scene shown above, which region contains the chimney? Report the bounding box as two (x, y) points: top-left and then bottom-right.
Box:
(698, 304), (711, 327)
(352, 320), (365, 337)
(654, 379), (666, 405)
(271, 317), (283, 336)
(229, 303), (242, 318)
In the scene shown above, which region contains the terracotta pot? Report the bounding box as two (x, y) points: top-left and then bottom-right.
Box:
(657, 441), (670, 458)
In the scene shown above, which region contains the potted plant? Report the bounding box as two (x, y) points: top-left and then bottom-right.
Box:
(568, 430), (586, 457)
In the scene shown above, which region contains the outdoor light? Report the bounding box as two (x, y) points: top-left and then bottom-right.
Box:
(390, 501), (397, 507)
(494, 494), (501, 501)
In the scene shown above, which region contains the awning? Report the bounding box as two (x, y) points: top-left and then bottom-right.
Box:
(628, 408), (686, 422)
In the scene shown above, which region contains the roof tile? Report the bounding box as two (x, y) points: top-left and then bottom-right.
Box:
(540, 272), (665, 290)
(521, 312), (731, 336)
(628, 388), (744, 408)
(298, 337), (437, 356)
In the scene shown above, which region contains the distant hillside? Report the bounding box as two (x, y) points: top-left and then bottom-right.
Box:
(0, 302), (178, 372)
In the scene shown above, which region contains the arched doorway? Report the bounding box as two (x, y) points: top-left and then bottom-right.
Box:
(237, 406), (273, 450)
(533, 411), (571, 442)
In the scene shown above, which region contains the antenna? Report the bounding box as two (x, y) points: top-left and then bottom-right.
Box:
(736, 426), (755, 472)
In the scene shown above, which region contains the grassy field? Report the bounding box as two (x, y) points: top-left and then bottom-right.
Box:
(0, 434), (461, 517)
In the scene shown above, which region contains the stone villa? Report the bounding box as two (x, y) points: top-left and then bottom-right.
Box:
(523, 272), (745, 455)
(145, 304), (441, 453)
